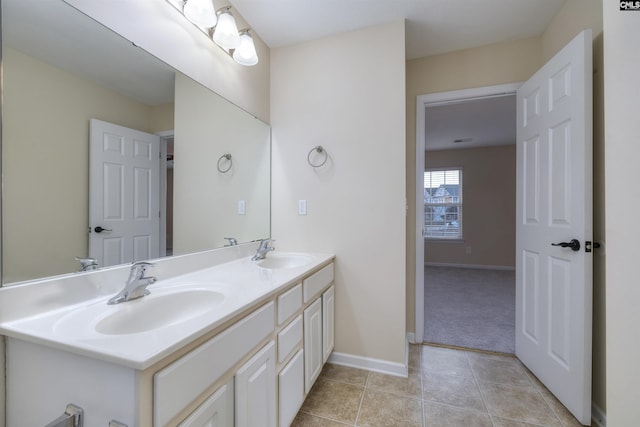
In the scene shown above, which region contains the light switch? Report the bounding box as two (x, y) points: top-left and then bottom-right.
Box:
(298, 199), (307, 215)
(238, 200), (246, 215)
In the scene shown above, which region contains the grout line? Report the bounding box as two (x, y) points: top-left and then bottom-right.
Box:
(352, 371), (370, 426)
(419, 345), (426, 427)
(297, 411), (353, 426)
(464, 350), (496, 426)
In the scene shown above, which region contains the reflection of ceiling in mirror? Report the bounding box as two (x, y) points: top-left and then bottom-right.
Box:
(2, 0), (175, 106)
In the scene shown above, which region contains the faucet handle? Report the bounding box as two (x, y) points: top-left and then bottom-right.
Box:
(131, 261), (155, 276)
(75, 256), (98, 271)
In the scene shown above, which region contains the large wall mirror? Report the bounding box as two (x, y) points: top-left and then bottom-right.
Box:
(1, 0), (271, 285)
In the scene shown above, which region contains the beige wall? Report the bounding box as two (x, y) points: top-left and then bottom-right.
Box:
(173, 73), (270, 254)
(271, 21), (407, 366)
(603, 3), (640, 425)
(2, 47), (172, 283)
(63, 0), (270, 123)
(425, 145), (516, 268)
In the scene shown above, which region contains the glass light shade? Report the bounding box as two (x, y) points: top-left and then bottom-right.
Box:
(213, 10), (240, 49)
(233, 32), (259, 66)
(183, 0), (217, 28)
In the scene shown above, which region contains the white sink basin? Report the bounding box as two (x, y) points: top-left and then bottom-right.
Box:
(257, 254), (313, 269)
(53, 285), (230, 337)
(96, 289), (225, 335)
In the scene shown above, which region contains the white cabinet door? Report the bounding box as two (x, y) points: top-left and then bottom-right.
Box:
(322, 286), (335, 364)
(304, 298), (323, 394)
(178, 380), (234, 427)
(235, 341), (276, 427)
(278, 349), (304, 427)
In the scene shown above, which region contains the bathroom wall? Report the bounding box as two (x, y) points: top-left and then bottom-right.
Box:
(173, 73), (270, 253)
(2, 47), (171, 283)
(63, 0), (270, 123)
(424, 145), (516, 268)
(271, 21), (407, 367)
(603, 3), (640, 425)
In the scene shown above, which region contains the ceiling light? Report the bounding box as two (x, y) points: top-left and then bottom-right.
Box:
(169, 1), (259, 66)
(213, 7), (241, 50)
(232, 30), (259, 66)
(183, 0), (217, 28)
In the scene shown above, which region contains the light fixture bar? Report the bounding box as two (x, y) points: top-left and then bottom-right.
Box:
(166, 0), (259, 66)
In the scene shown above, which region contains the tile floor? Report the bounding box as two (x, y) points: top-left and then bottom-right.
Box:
(291, 344), (585, 427)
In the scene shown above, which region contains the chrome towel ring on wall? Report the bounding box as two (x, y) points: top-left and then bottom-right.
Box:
(307, 145), (328, 168)
(217, 153), (232, 173)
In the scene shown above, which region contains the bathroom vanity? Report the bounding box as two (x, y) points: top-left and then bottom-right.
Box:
(0, 246), (335, 427)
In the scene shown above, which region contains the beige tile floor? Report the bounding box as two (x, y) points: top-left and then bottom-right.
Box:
(291, 344), (585, 427)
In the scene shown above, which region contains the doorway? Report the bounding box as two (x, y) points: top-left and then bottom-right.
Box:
(414, 83), (521, 351)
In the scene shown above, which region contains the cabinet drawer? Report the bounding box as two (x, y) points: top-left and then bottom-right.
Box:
(154, 302), (275, 427)
(277, 283), (302, 325)
(277, 314), (302, 363)
(303, 263), (334, 303)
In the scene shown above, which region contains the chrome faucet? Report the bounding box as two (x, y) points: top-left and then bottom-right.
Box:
(224, 237), (238, 246)
(75, 256), (98, 272)
(107, 261), (156, 305)
(251, 239), (275, 261)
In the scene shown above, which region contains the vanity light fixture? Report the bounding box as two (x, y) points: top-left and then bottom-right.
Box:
(183, 0), (217, 28)
(213, 7), (241, 49)
(232, 29), (259, 66)
(176, 0), (259, 66)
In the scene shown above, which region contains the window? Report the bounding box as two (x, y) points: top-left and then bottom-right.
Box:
(424, 168), (462, 239)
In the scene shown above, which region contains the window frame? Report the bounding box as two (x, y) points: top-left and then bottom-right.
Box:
(423, 167), (463, 241)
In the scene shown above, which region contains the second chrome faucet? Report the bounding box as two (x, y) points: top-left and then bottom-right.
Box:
(251, 239), (275, 261)
(107, 261), (156, 305)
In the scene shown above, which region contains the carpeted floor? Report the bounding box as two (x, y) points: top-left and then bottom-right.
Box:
(423, 266), (515, 354)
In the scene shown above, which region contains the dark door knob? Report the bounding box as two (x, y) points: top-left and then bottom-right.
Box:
(551, 239), (581, 252)
(94, 226), (113, 233)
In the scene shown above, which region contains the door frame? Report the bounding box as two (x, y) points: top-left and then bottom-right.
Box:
(415, 83), (522, 342)
(157, 130), (174, 258)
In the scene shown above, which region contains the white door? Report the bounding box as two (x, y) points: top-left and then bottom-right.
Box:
(235, 341), (276, 427)
(304, 298), (323, 394)
(89, 119), (161, 267)
(516, 30), (592, 425)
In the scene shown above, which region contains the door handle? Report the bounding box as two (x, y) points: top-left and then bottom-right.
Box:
(551, 239), (581, 252)
(94, 226), (112, 233)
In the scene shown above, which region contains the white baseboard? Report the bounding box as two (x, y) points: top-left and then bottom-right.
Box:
(328, 351), (408, 378)
(425, 262), (515, 271)
(592, 402), (606, 427)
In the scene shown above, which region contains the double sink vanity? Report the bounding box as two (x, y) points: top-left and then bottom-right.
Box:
(0, 244), (335, 427)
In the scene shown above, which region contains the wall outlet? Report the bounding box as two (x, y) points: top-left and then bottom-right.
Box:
(466, 246), (472, 254)
(298, 199), (307, 215)
(238, 200), (246, 215)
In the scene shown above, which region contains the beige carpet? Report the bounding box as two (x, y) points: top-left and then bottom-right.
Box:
(423, 266), (515, 354)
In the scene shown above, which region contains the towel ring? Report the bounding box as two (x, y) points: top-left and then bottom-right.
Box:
(217, 153), (232, 173)
(307, 145), (328, 168)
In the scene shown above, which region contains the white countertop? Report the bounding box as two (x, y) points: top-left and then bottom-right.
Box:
(0, 251), (334, 370)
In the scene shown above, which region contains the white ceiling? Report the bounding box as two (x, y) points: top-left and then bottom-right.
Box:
(425, 95), (516, 151)
(229, 0), (567, 59)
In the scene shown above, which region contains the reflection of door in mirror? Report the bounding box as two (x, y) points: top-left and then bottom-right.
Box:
(89, 119), (161, 268)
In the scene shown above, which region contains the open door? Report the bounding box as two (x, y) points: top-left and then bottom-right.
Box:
(516, 30), (592, 425)
(89, 119), (161, 267)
